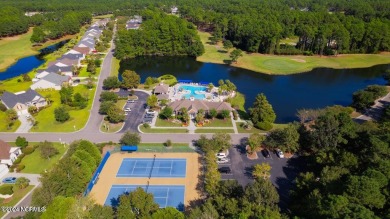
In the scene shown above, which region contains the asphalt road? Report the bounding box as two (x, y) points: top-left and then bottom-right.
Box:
(119, 91), (149, 132)
(219, 145), (305, 211)
(355, 91), (390, 122)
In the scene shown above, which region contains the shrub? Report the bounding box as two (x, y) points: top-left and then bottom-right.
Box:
(0, 185), (13, 195)
(13, 157), (23, 165)
(165, 139), (172, 147)
(232, 111), (238, 120)
(16, 164), (25, 172)
(256, 122), (273, 131)
(15, 136), (28, 148)
(54, 106), (70, 122)
(9, 166), (15, 172)
(22, 147), (35, 155)
(143, 123), (150, 129)
(0, 102), (7, 112)
(15, 177), (30, 189)
(119, 132), (141, 145)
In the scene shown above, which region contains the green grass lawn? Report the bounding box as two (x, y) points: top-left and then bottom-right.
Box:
(0, 29), (37, 71)
(155, 118), (183, 127)
(100, 119), (124, 133)
(157, 74), (178, 86)
(0, 185), (34, 218)
(197, 31), (390, 74)
(202, 118), (233, 127)
(0, 111), (21, 132)
(111, 57), (120, 77)
(195, 129), (234, 133)
(236, 122), (288, 133)
(139, 126), (188, 133)
(78, 67), (101, 77)
(137, 143), (195, 153)
(20, 142), (67, 174)
(0, 71), (34, 93)
(31, 85), (96, 132)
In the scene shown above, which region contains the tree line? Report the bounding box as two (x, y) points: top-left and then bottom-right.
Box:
(114, 9), (204, 59)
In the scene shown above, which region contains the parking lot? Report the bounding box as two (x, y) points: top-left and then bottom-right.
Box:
(218, 144), (305, 210)
(116, 90), (150, 133)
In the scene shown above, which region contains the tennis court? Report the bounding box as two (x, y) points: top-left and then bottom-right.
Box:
(116, 158), (186, 178)
(105, 185), (185, 211)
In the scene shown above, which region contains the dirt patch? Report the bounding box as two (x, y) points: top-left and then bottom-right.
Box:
(291, 58), (306, 63)
(102, 145), (117, 156)
(246, 145), (259, 159)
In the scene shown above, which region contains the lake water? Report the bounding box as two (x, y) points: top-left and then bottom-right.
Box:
(0, 40), (69, 81)
(120, 56), (389, 123)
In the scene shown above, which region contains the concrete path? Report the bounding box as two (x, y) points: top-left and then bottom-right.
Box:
(188, 119), (196, 134)
(15, 114), (33, 133)
(355, 90), (390, 122)
(231, 112), (238, 134)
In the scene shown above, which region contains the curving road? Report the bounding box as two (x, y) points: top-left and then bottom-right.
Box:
(0, 24), (250, 145)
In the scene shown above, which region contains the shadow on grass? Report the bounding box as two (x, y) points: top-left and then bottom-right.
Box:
(223, 59), (232, 65)
(217, 50), (228, 53)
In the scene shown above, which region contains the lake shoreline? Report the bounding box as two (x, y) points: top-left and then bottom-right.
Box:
(197, 31), (390, 75)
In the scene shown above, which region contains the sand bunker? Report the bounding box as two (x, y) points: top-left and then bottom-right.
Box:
(291, 58), (306, 63)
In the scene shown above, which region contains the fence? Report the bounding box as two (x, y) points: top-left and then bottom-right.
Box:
(84, 151), (111, 196)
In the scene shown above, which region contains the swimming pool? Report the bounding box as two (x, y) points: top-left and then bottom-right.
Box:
(179, 85), (207, 99)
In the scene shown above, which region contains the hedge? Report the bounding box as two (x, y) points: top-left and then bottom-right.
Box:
(0, 185), (14, 195)
(22, 147), (35, 155)
(16, 164), (25, 172)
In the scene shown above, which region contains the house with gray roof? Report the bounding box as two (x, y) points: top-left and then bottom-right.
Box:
(1, 89), (47, 115)
(45, 64), (73, 76)
(31, 73), (72, 90)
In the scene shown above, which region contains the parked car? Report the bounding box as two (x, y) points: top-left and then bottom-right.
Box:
(2, 177), (17, 184)
(217, 158), (229, 164)
(127, 100), (135, 103)
(262, 149), (271, 158)
(144, 114), (154, 118)
(124, 108), (131, 112)
(276, 149), (284, 158)
(218, 167), (231, 174)
(216, 153), (227, 159)
(143, 120), (152, 124)
(146, 110), (156, 114)
(125, 112), (128, 116)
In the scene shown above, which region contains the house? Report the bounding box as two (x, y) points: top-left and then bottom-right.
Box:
(0, 140), (22, 167)
(45, 64), (73, 76)
(171, 6), (179, 14)
(126, 15), (142, 30)
(31, 73), (72, 90)
(72, 47), (91, 56)
(0, 89), (47, 115)
(126, 23), (140, 30)
(168, 99), (232, 118)
(77, 41), (95, 49)
(153, 83), (169, 95)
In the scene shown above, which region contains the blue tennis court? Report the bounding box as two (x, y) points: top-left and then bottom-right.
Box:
(105, 185), (185, 211)
(116, 158), (186, 178)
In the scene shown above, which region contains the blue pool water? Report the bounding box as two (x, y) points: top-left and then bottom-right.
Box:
(179, 85), (207, 99)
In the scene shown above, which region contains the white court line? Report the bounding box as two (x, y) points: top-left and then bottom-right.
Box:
(170, 160), (173, 175)
(164, 188), (170, 207)
(131, 160), (137, 174)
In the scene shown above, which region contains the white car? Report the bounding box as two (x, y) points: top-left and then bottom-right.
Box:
(216, 153), (227, 159)
(125, 112), (128, 115)
(217, 158), (229, 164)
(276, 149), (284, 158)
(146, 110), (156, 115)
(124, 108), (131, 112)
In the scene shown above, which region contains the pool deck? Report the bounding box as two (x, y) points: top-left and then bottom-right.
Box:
(89, 152), (201, 207)
(170, 83), (225, 102)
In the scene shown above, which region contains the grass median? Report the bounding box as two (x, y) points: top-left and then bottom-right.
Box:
(195, 129), (234, 133)
(197, 31), (390, 75)
(139, 125), (188, 133)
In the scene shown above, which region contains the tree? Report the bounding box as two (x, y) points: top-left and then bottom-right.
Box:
(207, 83), (214, 92)
(144, 77), (154, 86)
(99, 101), (115, 114)
(59, 86), (74, 105)
(15, 177), (30, 189)
(89, 205), (114, 219)
(39, 141), (59, 159)
(209, 108), (218, 120)
(249, 93), (276, 130)
(116, 187), (159, 218)
(265, 124), (300, 153)
(22, 73), (31, 82)
(195, 111), (205, 123)
(212, 133), (231, 152)
(121, 70), (140, 89)
(219, 110), (230, 120)
(120, 131), (141, 145)
(28, 106), (38, 114)
(67, 196), (95, 219)
(5, 109), (18, 121)
(248, 133), (265, 154)
(54, 106), (70, 122)
(244, 178), (279, 208)
(41, 196), (76, 219)
(31, 27), (46, 43)
(73, 92), (87, 109)
(152, 207), (184, 219)
(230, 49), (243, 63)
(103, 76), (121, 90)
(100, 91), (118, 102)
(87, 59), (96, 74)
(223, 40), (233, 51)
(159, 107), (173, 120)
(146, 94), (158, 108)
(15, 136), (28, 148)
(107, 105), (125, 123)
(252, 163), (271, 179)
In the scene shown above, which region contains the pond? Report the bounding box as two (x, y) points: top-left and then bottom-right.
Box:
(119, 56), (389, 123)
(0, 40), (69, 81)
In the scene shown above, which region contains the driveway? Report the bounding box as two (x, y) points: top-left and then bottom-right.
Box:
(116, 90), (149, 132)
(219, 144), (305, 211)
(1, 173), (40, 186)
